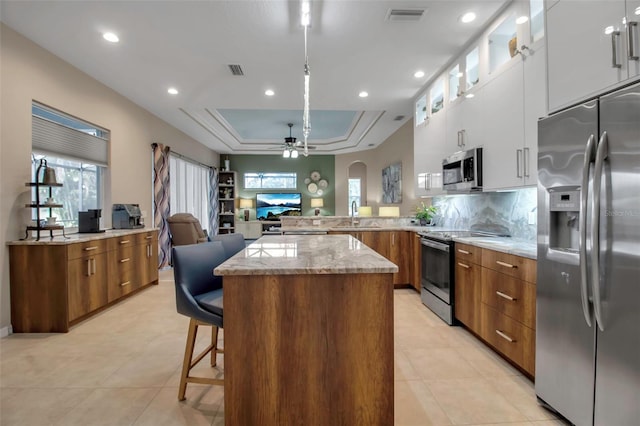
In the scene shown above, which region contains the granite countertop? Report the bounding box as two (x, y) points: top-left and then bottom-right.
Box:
(453, 236), (537, 260)
(214, 234), (399, 276)
(280, 224), (455, 233)
(7, 228), (156, 245)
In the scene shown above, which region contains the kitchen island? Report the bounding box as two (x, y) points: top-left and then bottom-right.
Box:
(214, 234), (398, 426)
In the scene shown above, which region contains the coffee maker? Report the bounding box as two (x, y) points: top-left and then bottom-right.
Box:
(78, 209), (104, 233)
(112, 204), (144, 229)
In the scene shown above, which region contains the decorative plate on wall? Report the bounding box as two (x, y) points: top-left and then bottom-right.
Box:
(316, 189), (324, 196)
(304, 178), (311, 184)
(318, 179), (328, 189)
(310, 171), (321, 182)
(307, 182), (318, 193)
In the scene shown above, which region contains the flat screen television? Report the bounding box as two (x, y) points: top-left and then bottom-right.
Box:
(256, 193), (302, 220)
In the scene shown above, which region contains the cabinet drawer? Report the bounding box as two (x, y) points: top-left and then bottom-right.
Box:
(481, 305), (535, 375)
(481, 248), (536, 283)
(107, 235), (137, 251)
(481, 267), (535, 329)
(110, 247), (134, 271)
(455, 242), (481, 265)
(136, 230), (158, 244)
(108, 267), (135, 302)
(67, 240), (108, 260)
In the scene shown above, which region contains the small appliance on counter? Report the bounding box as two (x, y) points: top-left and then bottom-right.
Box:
(78, 209), (104, 233)
(112, 204), (144, 229)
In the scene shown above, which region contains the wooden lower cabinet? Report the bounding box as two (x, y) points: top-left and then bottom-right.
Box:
(454, 243), (536, 376)
(68, 253), (109, 321)
(330, 230), (415, 288)
(481, 305), (536, 374)
(9, 229), (159, 332)
(454, 247), (481, 332)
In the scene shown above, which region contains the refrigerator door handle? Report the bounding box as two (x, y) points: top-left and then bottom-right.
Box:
(579, 134), (597, 328)
(592, 131), (609, 332)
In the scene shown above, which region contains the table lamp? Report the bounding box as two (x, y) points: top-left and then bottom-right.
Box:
(239, 198), (253, 221)
(378, 206), (400, 217)
(311, 198), (323, 216)
(358, 206), (372, 217)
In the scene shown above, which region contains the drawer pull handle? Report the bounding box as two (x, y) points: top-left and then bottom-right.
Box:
(495, 329), (516, 343)
(457, 249), (470, 254)
(496, 260), (516, 269)
(496, 291), (516, 301)
(120, 281), (131, 287)
(120, 258), (130, 263)
(145, 236), (153, 239)
(84, 246), (98, 251)
(119, 240), (130, 244)
(457, 262), (470, 269)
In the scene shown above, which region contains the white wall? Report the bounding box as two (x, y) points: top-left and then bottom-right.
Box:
(0, 24), (219, 332)
(335, 119), (416, 216)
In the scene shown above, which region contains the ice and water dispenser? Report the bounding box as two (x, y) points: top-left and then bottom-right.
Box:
(548, 189), (580, 252)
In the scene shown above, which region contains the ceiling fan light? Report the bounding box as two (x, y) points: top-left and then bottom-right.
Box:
(283, 149), (290, 158)
(291, 149), (299, 158)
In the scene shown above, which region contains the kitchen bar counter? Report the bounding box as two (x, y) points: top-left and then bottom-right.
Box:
(215, 234), (396, 425)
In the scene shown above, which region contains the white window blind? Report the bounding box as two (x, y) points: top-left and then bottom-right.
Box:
(31, 104), (109, 166)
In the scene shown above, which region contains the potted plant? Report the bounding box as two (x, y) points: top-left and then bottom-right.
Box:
(415, 202), (437, 226)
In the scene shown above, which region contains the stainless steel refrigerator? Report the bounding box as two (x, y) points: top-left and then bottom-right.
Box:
(537, 82), (640, 426)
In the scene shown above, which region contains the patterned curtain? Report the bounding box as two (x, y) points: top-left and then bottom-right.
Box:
(209, 167), (219, 236)
(152, 143), (171, 268)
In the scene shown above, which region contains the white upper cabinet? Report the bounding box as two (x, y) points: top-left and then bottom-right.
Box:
(482, 61), (525, 190)
(414, 110), (446, 197)
(547, 0), (637, 112)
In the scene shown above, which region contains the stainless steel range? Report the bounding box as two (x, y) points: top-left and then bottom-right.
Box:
(418, 231), (469, 325)
(419, 228), (510, 325)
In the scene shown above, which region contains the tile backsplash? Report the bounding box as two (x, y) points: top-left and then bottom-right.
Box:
(432, 187), (537, 241)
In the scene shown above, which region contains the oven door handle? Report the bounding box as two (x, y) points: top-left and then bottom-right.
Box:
(420, 238), (450, 252)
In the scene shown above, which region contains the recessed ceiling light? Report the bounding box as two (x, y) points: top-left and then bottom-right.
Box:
(414, 70), (425, 78)
(465, 93), (475, 99)
(102, 32), (119, 43)
(265, 89), (275, 96)
(460, 12), (476, 23)
(457, 72), (464, 78)
(604, 25), (615, 35)
(167, 87), (179, 95)
(516, 15), (529, 24)
(635, 6), (640, 15)
(359, 91), (369, 98)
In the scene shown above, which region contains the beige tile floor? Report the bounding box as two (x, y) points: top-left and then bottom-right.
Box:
(0, 270), (566, 426)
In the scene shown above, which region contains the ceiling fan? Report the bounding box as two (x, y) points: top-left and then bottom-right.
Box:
(273, 123), (316, 158)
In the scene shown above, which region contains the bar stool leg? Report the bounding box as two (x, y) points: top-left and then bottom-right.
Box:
(211, 326), (219, 367)
(178, 318), (198, 401)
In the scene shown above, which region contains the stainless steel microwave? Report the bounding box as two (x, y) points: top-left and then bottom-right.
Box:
(442, 147), (483, 192)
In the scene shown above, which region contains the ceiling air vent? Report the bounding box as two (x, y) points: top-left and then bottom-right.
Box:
(394, 115), (406, 121)
(228, 64), (244, 76)
(385, 8), (427, 22)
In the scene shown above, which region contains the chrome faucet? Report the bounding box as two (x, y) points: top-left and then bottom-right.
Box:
(351, 200), (358, 226)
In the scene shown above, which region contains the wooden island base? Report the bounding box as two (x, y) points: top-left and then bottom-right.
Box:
(224, 273), (394, 426)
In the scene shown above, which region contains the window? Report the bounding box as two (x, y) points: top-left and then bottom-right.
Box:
(430, 79), (444, 114)
(170, 155), (210, 231)
(31, 102), (108, 229)
(530, 0), (544, 42)
(466, 47), (479, 90)
(348, 178), (361, 214)
(244, 172), (297, 189)
(415, 94), (427, 125)
(449, 65), (461, 101)
(489, 13), (517, 73)
(31, 154), (103, 228)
